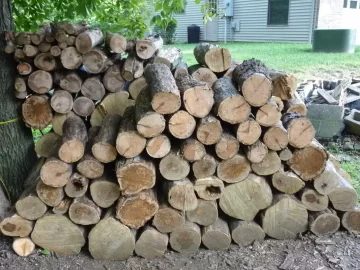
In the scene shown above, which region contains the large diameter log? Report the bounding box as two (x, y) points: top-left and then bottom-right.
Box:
(186, 199), (218, 226)
(202, 218), (231, 251)
(233, 58), (272, 107)
(50, 90), (74, 114)
(288, 140), (328, 181)
(284, 91), (308, 116)
(144, 63), (181, 114)
(169, 110), (196, 139)
(192, 154), (217, 179)
(34, 53), (57, 71)
(64, 173), (89, 198)
(116, 189), (159, 229)
(181, 137), (206, 162)
(135, 225), (169, 259)
(54, 71), (82, 93)
(28, 70), (53, 94)
(193, 43), (231, 73)
(22, 95), (53, 130)
(36, 181), (64, 207)
(194, 176), (224, 201)
(103, 65), (126, 93)
(217, 154), (251, 183)
(300, 188), (329, 211)
(314, 161), (343, 195)
(155, 47), (183, 70)
(81, 76), (106, 101)
(309, 209), (340, 236)
(121, 53), (144, 81)
(153, 199), (185, 233)
(129, 76), (147, 100)
(219, 173), (273, 220)
(165, 178), (198, 211)
(53, 197), (72, 215)
(136, 34), (163, 60)
(89, 173), (120, 208)
(270, 71), (298, 100)
(159, 149), (190, 181)
(252, 150), (281, 176)
(0, 215), (33, 237)
(342, 208), (360, 234)
(12, 237), (35, 257)
(23, 44), (39, 57)
(328, 175), (358, 211)
(215, 132), (239, 160)
(58, 115), (88, 163)
(146, 134), (171, 158)
(244, 140), (268, 164)
(261, 195), (308, 240)
(272, 167), (305, 195)
(106, 32), (126, 53)
(60, 47), (83, 70)
(212, 77), (251, 124)
(73, 96), (95, 117)
(92, 114), (121, 163)
(15, 192), (47, 221)
(282, 112), (315, 148)
(230, 220), (265, 246)
(31, 214), (85, 255)
(83, 48), (113, 74)
(75, 29), (104, 54)
(235, 117), (262, 145)
(256, 97), (282, 127)
(17, 62), (32, 75)
(196, 114), (223, 145)
(170, 221), (201, 254)
(263, 121), (289, 151)
(69, 196), (102, 225)
(189, 65), (218, 88)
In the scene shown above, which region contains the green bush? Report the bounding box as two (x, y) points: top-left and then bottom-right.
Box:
(153, 21), (177, 44)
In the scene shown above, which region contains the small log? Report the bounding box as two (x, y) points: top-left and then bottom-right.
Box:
(63, 22), (89, 35)
(75, 29), (104, 54)
(34, 52), (57, 71)
(146, 134), (171, 158)
(189, 65), (218, 88)
(181, 137), (206, 162)
(22, 95), (53, 129)
(73, 96), (95, 117)
(342, 208), (360, 234)
(135, 88), (166, 138)
(121, 53), (144, 81)
(153, 196), (185, 233)
(69, 195), (102, 225)
(50, 90), (74, 114)
(55, 71), (82, 93)
(36, 181), (64, 207)
(279, 147), (293, 161)
(15, 77), (27, 93)
(284, 92), (307, 116)
(169, 110), (196, 139)
(272, 166), (305, 194)
(217, 153), (251, 183)
(13, 237), (35, 257)
(31, 214), (85, 255)
(261, 194), (308, 240)
(314, 161), (342, 195)
(55, 30), (67, 43)
(15, 32), (31, 45)
(129, 76), (147, 100)
(263, 121), (289, 151)
(105, 32), (126, 53)
(186, 199), (218, 226)
(300, 188), (329, 211)
(89, 174), (120, 208)
(58, 41), (67, 49)
(83, 48), (113, 74)
(328, 174), (358, 211)
(31, 23), (51, 45)
(282, 112), (315, 148)
(103, 65), (126, 93)
(270, 71), (297, 100)
(202, 218), (231, 251)
(193, 43), (231, 73)
(0, 215), (33, 237)
(164, 178), (198, 211)
(66, 35), (76, 46)
(230, 220), (265, 246)
(252, 150), (281, 176)
(192, 154), (217, 179)
(194, 176), (224, 201)
(5, 40), (16, 54)
(53, 197), (72, 214)
(64, 173), (89, 198)
(136, 34), (163, 60)
(244, 140), (268, 164)
(60, 46), (83, 70)
(288, 140), (328, 181)
(309, 209), (340, 236)
(38, 42), (51, 53)
(155, 47), (183, 70)
(159, 148), (190, 181)
(219, 173), (273, 220)
(52, 112), (76, 136)
(23, 44), (39, 57)
(15, 91), (28, 99)
(215, 132), (239, 160)
(35, 132), (60, 158)
(144, 63), (181, 114)
(169, 221), (201, 254)
(15, 187), (47, 221)
(256, 97), (282, 127)
(174, 60), (188, 78)
(14, 48), (26, 61)
(212, 77), (251, 124)
(116, 189), (159, 229)
(235, 117), (262, 145)
(17, 62), (32, 75)
(28, 70), (53, 94)
(196, 114), (223, 145)
(50, 45), (62, 56)
(135, 225), (169, 259)
(81, 76), (106, 101)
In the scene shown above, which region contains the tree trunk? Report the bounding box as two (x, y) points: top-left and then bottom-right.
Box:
(196, 114), (223, 145)
(217, 153), (251, 183)
(193, 43), (231, 73)
(159, 148), (190, 181)
(83, 48), (113, 74)
(283, 91), (307, 116)
(0, 214), (33, 237)
(230, 220), (265, 246)
(235, 117), (262, 145)
(89, 173), (120, 208)
(36, 181), (64, 207)
(341, 208), (360, 234)
(73, 96), (95, 117)
(244, 140), (268, 164)
(192, 154), (217, 179)
(164, 178), (198, 211)
(129, 76), (147, 100)
(168, 110), (196, 139)
(12, 237), (35, 257)
(28, 70), (53, 94)
(155, 47), (183, 70)
(81, 76), (106, 101)
(186, 199), (218, 226)
(60, 46), (83, 70)
(169, 220), (201, 254)
(75, 29), (104, 54)
(64, 173), (89, 198)
(135, 225), (169, 259)
(121, 53), (144, 81)
(202, 218), (231, 250)
(22, 95), (53, 129)
(189, 65), (218, 88)
(103, 65), (125, 93)
(256, 97), (282, 127)
(309, 209), (340, 236)
(69, 195), (102, 225)
(272, 166), (304, 194)
(146, 134), (171, 158)
(50, 90), (73, 114)
(193, 176), (224, 201)
(300, 188), (329, 211)
(263, 121), (289, 151)
(270, 71), (297, 100)
(135, 34), (163, 60)
(52, 197), (72, 215)
(215, 132), (239, 160)
(180, 137), (206, 162)
(328, 174), (358, 211)
(105, 32), (126, 53)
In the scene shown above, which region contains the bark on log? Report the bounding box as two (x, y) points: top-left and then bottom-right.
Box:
(174, 60), (188, 78)
(31, 23), (52, 45)
(169, 110), (196, 139)
(193, 176), (224, 201)
(64, 22), (90, 35)
(300, 188), (329, 211)
(105, 32), (126, 53)
(53, 197), (72, 215)
(202, 218), (231, 251)
(279, 147), (293, 161)
(164, 178), (198, 211)
(342, 208), (360, 234)
(73, 96), (95, 117)
(223, 60), (242, 78)
(64, 173), (89, 198)
(252, 150), (281, 176)
(217, 153), (251, 183)
(272, 166), (305, 194)
(14, 48), (26, 62)
(235, 117), (262, 145)
(75, 29), (104, 54)
(36, 181), (64, 207)
(146, 134), (171, 158)
(23, 44), (39, 57)
(193, 43), (231, 73)
(215, 132), (239, 160)
(309, 209), (340, 236)
(4, 40), (15, 54)
(81, 76), (106, 101)
(284, 92), (307, 116)
(66, 35), (76, 46)
(50, 90), (73, 114)
(135, 225), (169, 259)
(244, 140), (268, 164)
(121, 53), (144, 81)
(270, 71), (298, 100)
(89, 173), (120, 208)
(69, 195), (102, 225)
(196, 114), (223, 145)
(103, 65), (126, 93)
(28, 70), (53, 94)
(189, 65), (218, 88)
(0, 215), (33, 237)
(34, 52), (58, 71)
(55, 29), (67, 43)
(159, 148), (190, 181)
(219, 173), (273, 220)
(50, 45), (61, 57)
(328, 154), (341, 172)
(169, 221), (201, 254)
(186, 199), (218, 226)
(60, 47), (83, 70)
(129, 76), (147, 100)
(22, 95), (53, 129)
(12, 237), (35, 257)
(83, 48), (113, 74)
(263, 121), (289, 151)
(230, 220), (265, 246)
(15, 32), (31, 45)
(256, 97), (282, 127)
(54, 71), (82, 93)
(17, 62), (32, 75)
(328, 174), (358, 211)
(181, 137), (206, 162)
(155, 47), (183, 70)
(136, 34), (163, 60)
(314, 161), (342, 195)
(192, 154), (217, 179)
(38, 42), (51, 53)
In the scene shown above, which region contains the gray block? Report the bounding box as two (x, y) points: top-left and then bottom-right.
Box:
(344, 109), (360, 136)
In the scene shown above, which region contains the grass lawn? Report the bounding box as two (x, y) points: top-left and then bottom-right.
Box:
(170, 42), (360, 79)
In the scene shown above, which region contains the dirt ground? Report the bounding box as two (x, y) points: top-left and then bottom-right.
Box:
(0, 231), (359, 270)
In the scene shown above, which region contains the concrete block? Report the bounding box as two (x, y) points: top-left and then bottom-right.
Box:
(344, 109), (360, 136)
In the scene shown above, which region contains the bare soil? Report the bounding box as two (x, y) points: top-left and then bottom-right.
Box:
(0, 232), (359, 270)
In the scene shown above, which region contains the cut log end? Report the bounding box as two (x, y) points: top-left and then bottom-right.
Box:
(169, 221), (201, 254)
(194, 176), (224, 201)
(146, 135), (171, 158)
(92, 143), (117, 164)
(300, 188), (329, 211)
(217, 154), (251, 183)
(135, 226), (168, 259)
(152, 92), (181, 115)
(13, 238), (35, 257)
(202, 218), (231, 251)
(235, 118), (262, 145)
(183, 86), (214, 118)
(230, 220), (265, 246)
(309, 211), (340, 236)
(242, 74), (272, 107)
(169, 111), (196, 139)
(116, 131), (146, 159)
(153, 207), (185, 233)
(186, 199), (218, 226)
(342, 209), (360, 234)
(218, 96), (251, 124)
(59, 140), (85, 163)
(137, 113), (166, 138)
(204, 47), (232, 73)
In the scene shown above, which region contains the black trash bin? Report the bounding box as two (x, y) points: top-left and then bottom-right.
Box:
(188, 25), (200, 43)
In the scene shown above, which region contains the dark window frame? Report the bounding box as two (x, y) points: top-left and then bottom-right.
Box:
(350, 0), (358, 8)
(267, 0), (290, 26)
(344, 0), (348, 8)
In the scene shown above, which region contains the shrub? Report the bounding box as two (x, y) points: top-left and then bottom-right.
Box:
(153, 21), (177, 44)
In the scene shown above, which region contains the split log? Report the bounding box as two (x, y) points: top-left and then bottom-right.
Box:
(54, 71), (82, 93)
(75, 29), (104, 54)
(272, 166), (304, 194)
(0, 215), (33, 237)
(169, 221), (201, 254)
(196, 114), (223, 145)
(135, 225), (169, 259)
(282, 112), (315, 148)
(144, 63), (181, 114)
(15, 189), (47, 221)
(175, 73), (214, 118)
(58, 115), (87, 163)
(235, 117), (262, 145)
(66, 35), (76, 46)
(35, 133), (60, 158)
(244, 140), (268, 164)
(256, 97), (282, 127)
(279, 147), (293, 161)
(64, 22), (89, 35)
(288, 140), (328, 181)
(212, 77), (251, 124)
(342, 208), (360, 234)
(169, 110), (196, 139)
(314, 161), (342, 195)
(261, 194), (308, 240)
(146, 134), (171, 158)
(136, 34), (163, 60)
(230, 220), (265, 246)
(192, 154), (217, 179)
(12, 237), (35, 257)
(116, 189), (159, 229)
(159, 148), (190, 181)
(263, 121), (289, 151)
(300, 188), (329, 211)
(31, 214), (85, 255)
(193, 43), (231, 73)
(155, 47), (182, 70)
(15, 32), (31, 45)
(88, 212), (135, 261)
(164, 178), (198, 211)
(189, 65), (218, 88)
(217, 153), (251, 183)
(36, 181), (64, 207)
(135, 88), (166, 138)
(233, 58), (272, 107)
(53, 197), (72, 215)
(181, 137), (206, 162)
(153, 197), (185, 233)
(194, 176), (224, 201)
(174, 60), (188, 78)
(89, 174), (120, 208)
(22, 95), (53, 129)
(28, 70), (53, 93)
(202, 218), (231, 250)
(31, 23), (51, 45)
(50, 45), (62, 56)
(34, 53), (57, 71)
(105, 32), (126, 53)
(219, 173), (273, 220)
(284, 92), (307, 116)
(60, 47), (83, 70)
(73, 96), (95, 117)
(5, 40), (15, 53)
(270, 71), (297, 100)
(129, 76), (147, 100)
(69, 195), (102, 225)
(309, 209), (340, 236)
(83, 48), (113, 74)
(17, 63), (32, 75)
(103, 65), (126, 93)
(215, 132), (239, 160)
(38, 42), (51, 53)
(81, 76), (106, 101)
(64, 173), (89, 198)
(23, 44), (39, 57)
(328, 175), (358, 211)
(252, 150), (281, 176)
(50, 90), (74, 114)
(186, 199), (218, 226)
(121, 53), (144, 81)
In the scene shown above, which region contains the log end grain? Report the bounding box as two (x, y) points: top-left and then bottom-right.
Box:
(235, 118), (262, 146)
(194, 176), (224, 201)
(217, 154), (251, 183)
(146, 135), (171, 158)
(342, 209), (360, 234)
(230, 220), (266, 246)
(153, 207), (185, 233)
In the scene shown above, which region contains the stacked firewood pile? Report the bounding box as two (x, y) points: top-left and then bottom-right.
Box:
(1, 23), (360, 260)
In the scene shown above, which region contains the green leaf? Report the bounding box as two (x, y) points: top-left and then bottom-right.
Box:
(41, 249), (51, 255)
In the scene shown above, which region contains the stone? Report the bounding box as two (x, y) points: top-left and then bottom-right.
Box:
(354, 143), (360, 151)
(344, 109), (360, 136)
(343, 141), (354, 151)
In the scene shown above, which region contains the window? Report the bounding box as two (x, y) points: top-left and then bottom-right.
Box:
(350, 0), (358, 8)
(344, 0), (348, 8)
(268, 0), (290, 25)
